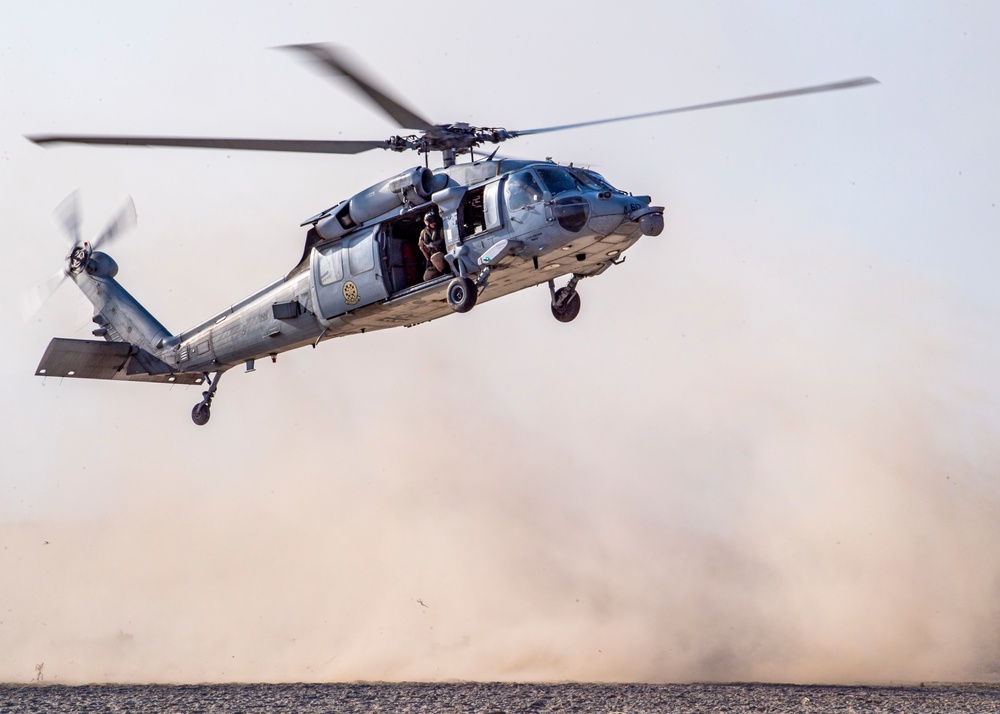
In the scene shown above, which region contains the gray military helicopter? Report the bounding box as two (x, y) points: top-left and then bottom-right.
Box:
(27, 44), (877, 425)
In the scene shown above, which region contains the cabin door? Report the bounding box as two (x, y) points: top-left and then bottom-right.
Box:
(311, 228), (388, 319)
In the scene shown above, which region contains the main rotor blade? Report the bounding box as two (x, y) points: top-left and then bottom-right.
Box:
(515, 76), (880, 137)
(91, 196), (136, 252)
(280, 43), (435, 131)
(27, 135), (387, 154)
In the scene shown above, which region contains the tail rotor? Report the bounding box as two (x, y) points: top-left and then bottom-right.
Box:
(22, 192), (136, 321)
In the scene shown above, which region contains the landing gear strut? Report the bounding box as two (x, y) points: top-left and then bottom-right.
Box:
(549, 275), (582, 323)
(191, 371), (223, 426)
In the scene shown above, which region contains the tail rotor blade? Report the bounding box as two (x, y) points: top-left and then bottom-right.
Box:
(53, 190), (81, 245)
(21, 268), (70, 322)
(90, 195), (136, 251)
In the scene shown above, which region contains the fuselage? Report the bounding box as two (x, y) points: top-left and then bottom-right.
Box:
(150, 159), (662, 374)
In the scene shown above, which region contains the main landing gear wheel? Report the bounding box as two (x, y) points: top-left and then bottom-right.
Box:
(447, 276), (477, 313)
(191, 402), (211, 426)
(551, 287), (581, 323)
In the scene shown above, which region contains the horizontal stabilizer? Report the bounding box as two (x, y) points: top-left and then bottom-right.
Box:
(35, 338), (205, 385)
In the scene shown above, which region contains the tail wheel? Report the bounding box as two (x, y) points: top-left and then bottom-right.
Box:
(447, 277), (477, 313)
(551, 287), (581, 323)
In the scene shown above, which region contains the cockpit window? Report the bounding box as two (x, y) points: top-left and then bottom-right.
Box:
(506, 170), (544, 211)
(347, 232), (375, 274)
(565, 168), (604, 191)
(536, 167), (579, 196)
(318, 244), (344, 286)
(570, 168), (624, 194)
(536, 166), (625, 195)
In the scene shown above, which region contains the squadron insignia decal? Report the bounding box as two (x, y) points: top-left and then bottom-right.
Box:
(343, 281), (360, 305)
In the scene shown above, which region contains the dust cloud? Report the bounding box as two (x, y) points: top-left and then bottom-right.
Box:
(2, 224), (999, 685)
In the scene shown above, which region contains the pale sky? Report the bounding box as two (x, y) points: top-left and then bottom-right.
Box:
(1, 2), (999, 684)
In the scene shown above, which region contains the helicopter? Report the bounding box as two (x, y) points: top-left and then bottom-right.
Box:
(26, 44), (877, 425)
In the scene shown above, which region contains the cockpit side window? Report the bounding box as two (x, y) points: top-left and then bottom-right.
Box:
(506, 170), (544, 212)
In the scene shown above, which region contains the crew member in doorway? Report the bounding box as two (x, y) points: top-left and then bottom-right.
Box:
(419, 209), (448, 281)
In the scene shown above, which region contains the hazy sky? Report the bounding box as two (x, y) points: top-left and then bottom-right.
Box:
(2, 1), (999, 684)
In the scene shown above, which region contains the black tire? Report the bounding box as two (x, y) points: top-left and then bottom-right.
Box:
(551, 288), (581, 323)
(447, 277), (477, 313)
(191, 403), (211, 426)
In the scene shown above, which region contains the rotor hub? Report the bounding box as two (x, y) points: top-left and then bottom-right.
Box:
(386, 125), (516, 156)
(68, 243), (89, 274)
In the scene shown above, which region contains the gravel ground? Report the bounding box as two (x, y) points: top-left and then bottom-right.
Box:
(2, 681), (999, 713)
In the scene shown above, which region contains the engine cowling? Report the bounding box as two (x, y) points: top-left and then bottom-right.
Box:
(317, 167), (449, 240)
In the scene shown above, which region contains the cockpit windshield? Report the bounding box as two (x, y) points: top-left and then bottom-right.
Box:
(536, 166), (625, 195)
(563, 169), (603, 191)
(536, 167), (580, 196)
(570, 168), (623, 194)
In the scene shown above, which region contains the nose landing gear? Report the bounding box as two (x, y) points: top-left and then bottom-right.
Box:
(191, 371), (223, 426)
(549, 275), (582, 323)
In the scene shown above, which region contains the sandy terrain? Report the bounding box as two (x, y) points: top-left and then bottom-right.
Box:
(3, 681), (1000, 713)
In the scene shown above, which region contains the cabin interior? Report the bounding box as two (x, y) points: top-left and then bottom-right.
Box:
(382, 210), (428, 294)
(367, 184), (495, 296)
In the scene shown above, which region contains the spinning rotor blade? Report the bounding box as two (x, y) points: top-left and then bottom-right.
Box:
(515, 76), (880, 137)
(25, 192), (138, 322)
(28, 135), (387, 154)
(53, 190), (81, 244)
(90, 195), (136, 251)
(21, 268), (69, 322)
(280, 43), (435, 131)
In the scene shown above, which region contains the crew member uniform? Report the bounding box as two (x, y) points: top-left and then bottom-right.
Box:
(419, 213), (448, 281)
